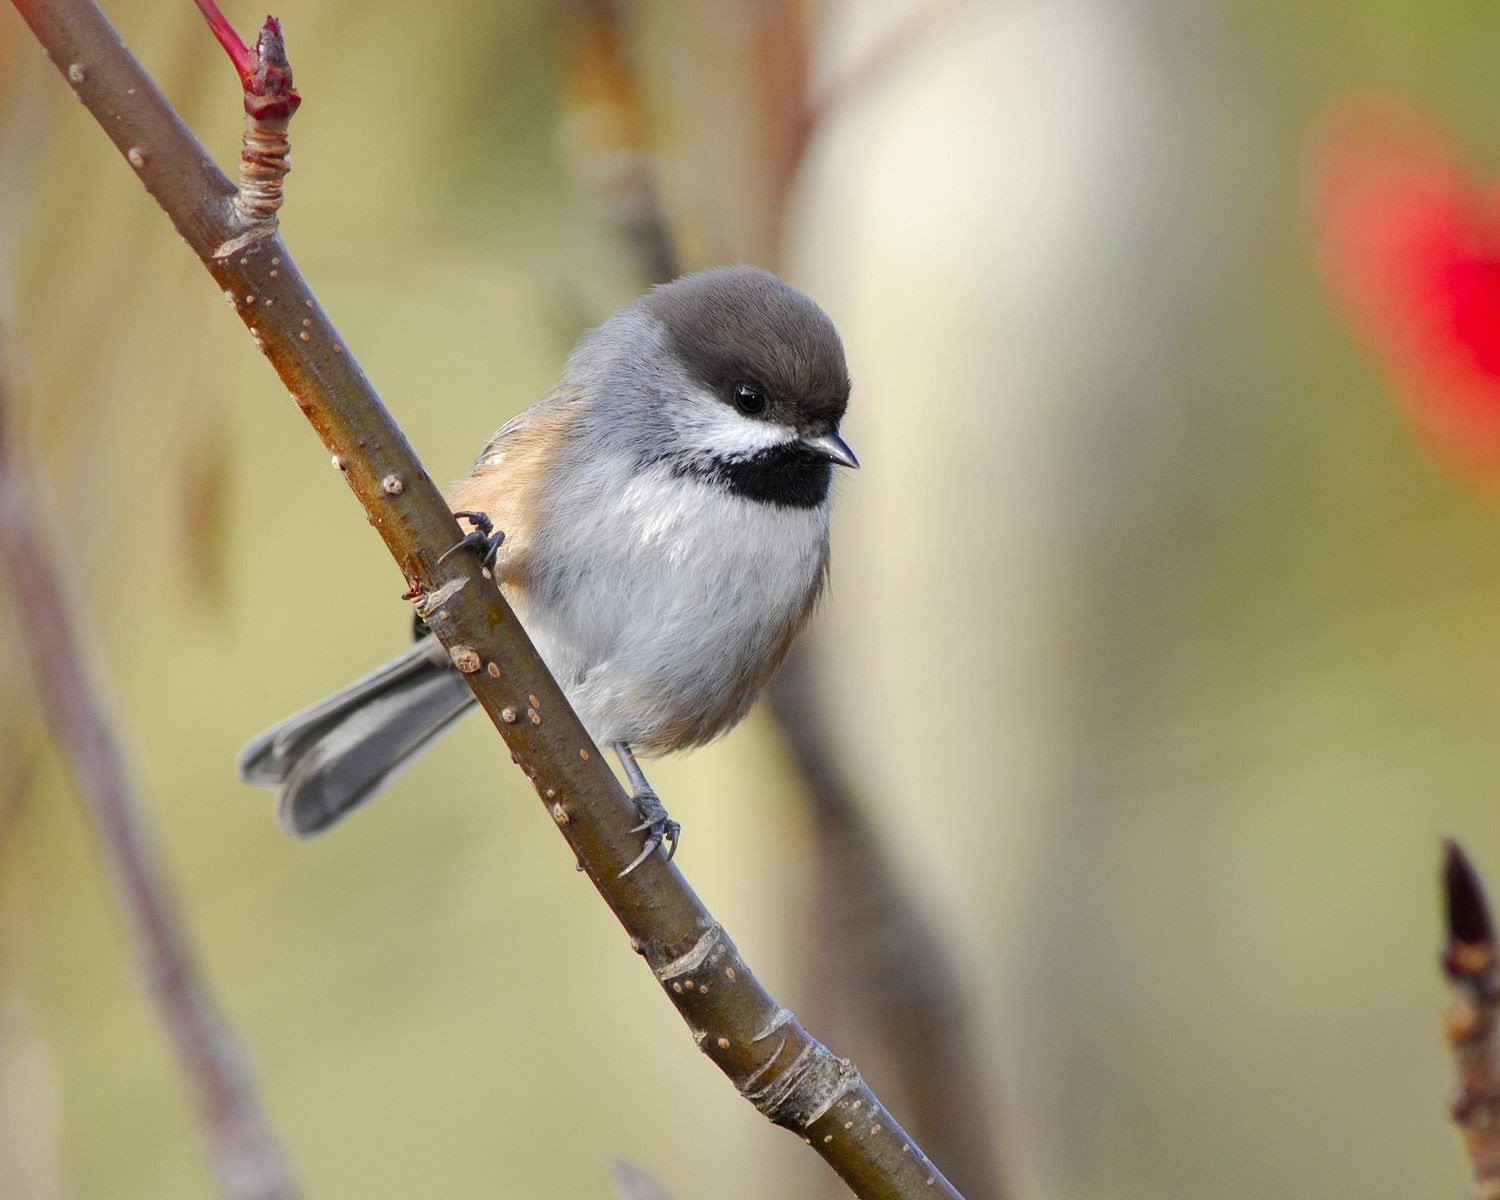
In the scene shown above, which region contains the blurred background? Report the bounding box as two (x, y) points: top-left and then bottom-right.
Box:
(3, 0), (1500, 1196)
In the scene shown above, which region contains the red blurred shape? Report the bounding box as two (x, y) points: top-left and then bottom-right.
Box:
(1313, 96), (1500, 485)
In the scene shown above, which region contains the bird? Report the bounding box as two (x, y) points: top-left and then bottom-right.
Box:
(236, 265), (857, 873)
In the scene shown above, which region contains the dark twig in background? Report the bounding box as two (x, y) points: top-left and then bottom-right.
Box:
(0, 355), (297, 1199)
(557, 7), (1008, 1197)
(556, 0), (680, 284)
(772, 659), (1010, 1200)
(6, 1), (964, 1195)
(1442, 839), (1500, 1199)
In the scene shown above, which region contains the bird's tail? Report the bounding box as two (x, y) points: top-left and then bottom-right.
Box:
(236, 635), (476, 838)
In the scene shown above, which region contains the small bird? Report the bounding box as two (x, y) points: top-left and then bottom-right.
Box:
(237, 266), (857, 872)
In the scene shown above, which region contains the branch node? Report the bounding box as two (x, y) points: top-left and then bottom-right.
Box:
(654, 923), (726, 982)
(213, 225), (275, 260)
(743, 1041), (862, 1131)
(414, 574), (469, 619)
(752, 1005), (794, 1043)
(196, 0), (300, 224)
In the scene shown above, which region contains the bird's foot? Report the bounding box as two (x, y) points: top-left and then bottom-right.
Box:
(620, 789), (680, 877)
(439, 510), (506, 570)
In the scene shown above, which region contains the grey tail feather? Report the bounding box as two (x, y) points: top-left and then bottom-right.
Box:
(236, 636), (476, 838)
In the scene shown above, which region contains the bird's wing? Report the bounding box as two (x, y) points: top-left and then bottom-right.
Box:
(444, 385), (583, 590)
(470, 401), (542, 474)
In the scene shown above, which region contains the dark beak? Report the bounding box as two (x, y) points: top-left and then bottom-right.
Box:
(800, 431), (859, 469)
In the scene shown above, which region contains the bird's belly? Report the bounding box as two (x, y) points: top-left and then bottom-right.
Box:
(512, 471), (828, 752)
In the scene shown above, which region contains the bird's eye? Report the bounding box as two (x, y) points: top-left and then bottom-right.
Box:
(733, 384), (767, 416)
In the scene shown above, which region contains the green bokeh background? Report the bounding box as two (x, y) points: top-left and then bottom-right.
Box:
(4, 1), (1500, 1197)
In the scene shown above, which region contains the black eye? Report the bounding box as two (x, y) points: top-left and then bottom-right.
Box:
(733, 384), (767, 416)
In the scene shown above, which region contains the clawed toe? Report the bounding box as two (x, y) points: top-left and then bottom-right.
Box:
(440, 510), (506, 569)
(620, 790), (680, 877)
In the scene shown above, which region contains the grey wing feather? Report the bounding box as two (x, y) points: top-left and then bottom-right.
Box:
(236, 636), (475, 838)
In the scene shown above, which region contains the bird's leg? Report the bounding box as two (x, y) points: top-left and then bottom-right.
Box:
(612, 741), (680, 876)
(439, 510), (506, 570)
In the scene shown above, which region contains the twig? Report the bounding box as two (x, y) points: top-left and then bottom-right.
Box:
(797, 0), (971, 158)
(768, 0), (971, 257)
(0, 362), (296, 1197)
(557, 0), (680, 284)
(772, 664), (1009, 1200)
(194, 0), (299, 224)
(1442, 839), (1500, 1198)
(764, 13), (1008, 1182)
(6, 2), (965, 1195)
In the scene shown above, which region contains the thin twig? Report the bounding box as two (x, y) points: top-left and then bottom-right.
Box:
(6, 2), (964, 1195)
(1442, 839), (1500, 1198)
(557, 0), (681, 283)
(768, 12), (1008, 1182)
(796, 0), (972, 159)
(194, 0), (299, 223)
(0, 362), (296, 1198)
(772, 662), (1009, 1200)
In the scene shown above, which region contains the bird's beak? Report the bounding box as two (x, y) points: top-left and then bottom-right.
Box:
(800, 431), (859, 469)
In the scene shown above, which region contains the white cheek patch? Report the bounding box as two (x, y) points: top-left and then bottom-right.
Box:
(674, 389), (796, 460)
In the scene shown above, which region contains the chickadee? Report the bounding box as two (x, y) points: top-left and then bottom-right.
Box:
(237, 265), (857, 872)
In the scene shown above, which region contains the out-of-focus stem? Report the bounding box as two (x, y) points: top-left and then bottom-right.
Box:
(0, 366), (296, 1198)
(556, 0), (681, 284)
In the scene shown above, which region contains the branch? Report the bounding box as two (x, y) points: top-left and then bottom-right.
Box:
(194, 0), (299, 223)
(557, 0), (681, 284)
(773, 663), (1010, 1200)
(770, 0), (971, 258)
(0, 361), (296, 1196)
(796, 0), (971, 158)
(1443, 839), (1500, 1198)
(6, 2), (965, 1195)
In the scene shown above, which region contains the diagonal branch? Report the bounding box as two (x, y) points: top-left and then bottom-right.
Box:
(777, 659), (1010, 1200)
(0, 359), (296, 1199)
(6, 2), (965, 1196)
